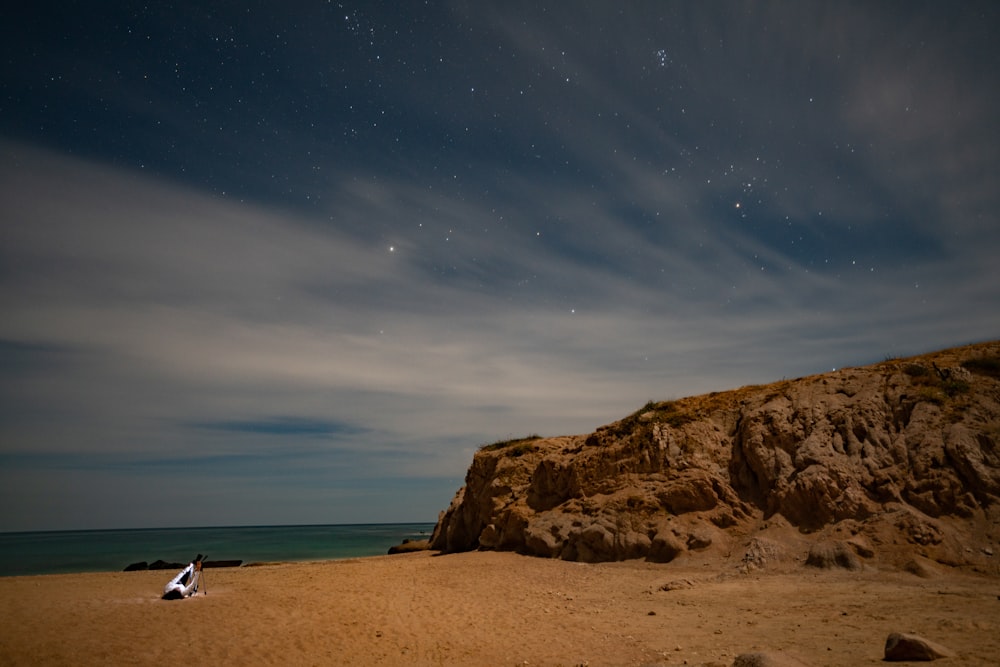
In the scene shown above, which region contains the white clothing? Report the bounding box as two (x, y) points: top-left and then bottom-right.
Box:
(162, 562), (200, 599)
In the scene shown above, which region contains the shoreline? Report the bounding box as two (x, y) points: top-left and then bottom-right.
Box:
(2, 549), (998, 666)
(0, 551), (419, 579)
(0, 522), (435, 577)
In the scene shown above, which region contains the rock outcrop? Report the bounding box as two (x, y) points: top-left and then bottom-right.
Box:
(430, 341), (1000, 570)
(387, 539), (430, 554)
(884, 632), (956, 661)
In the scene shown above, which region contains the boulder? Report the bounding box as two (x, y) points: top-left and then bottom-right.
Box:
(387, 539), (430, 555)
(884, 632), (956, 661)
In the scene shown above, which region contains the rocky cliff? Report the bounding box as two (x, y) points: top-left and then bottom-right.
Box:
(430, 341), (1000, 572)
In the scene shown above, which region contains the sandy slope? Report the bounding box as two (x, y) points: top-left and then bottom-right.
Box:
(1, 551), (998, 666)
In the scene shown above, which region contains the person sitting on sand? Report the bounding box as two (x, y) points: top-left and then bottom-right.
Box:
(162, 555), (204, 600)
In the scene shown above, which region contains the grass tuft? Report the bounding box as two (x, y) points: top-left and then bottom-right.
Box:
(479, 434), (542, 457)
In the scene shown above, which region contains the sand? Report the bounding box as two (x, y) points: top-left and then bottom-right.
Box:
(1, 550), (998, 666)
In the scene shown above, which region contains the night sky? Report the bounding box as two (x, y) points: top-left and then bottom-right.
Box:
(2, 2), (998, 530)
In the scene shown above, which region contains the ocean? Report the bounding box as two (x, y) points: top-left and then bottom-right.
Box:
(0, 523), (436, 577)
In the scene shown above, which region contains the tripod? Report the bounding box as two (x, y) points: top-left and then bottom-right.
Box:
(197, 559), (208, 596)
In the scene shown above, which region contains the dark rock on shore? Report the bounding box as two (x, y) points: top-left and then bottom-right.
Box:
(124, 559), (242, 572)
(430, 341), (1000, 570)
(388, 539), (430, 554)
(148, 559), (185, 570)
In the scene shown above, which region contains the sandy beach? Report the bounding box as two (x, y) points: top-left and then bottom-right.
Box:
(1, 550), (998, 666)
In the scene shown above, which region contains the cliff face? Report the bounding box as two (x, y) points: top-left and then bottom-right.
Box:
(430, 341), (1000, 571)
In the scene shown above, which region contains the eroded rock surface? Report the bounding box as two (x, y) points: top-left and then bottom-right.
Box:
(431, 342), (1000, 570)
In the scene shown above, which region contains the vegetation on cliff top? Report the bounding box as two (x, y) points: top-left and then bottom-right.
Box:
(479, 434), (542, 457)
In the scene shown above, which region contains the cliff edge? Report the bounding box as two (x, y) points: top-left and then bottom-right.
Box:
(430, 341), (1000, 573)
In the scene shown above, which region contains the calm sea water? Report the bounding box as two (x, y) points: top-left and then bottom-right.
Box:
(0, 523), (435, 577)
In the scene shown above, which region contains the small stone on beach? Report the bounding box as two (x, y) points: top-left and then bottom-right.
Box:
(884, 632), (956, 661)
